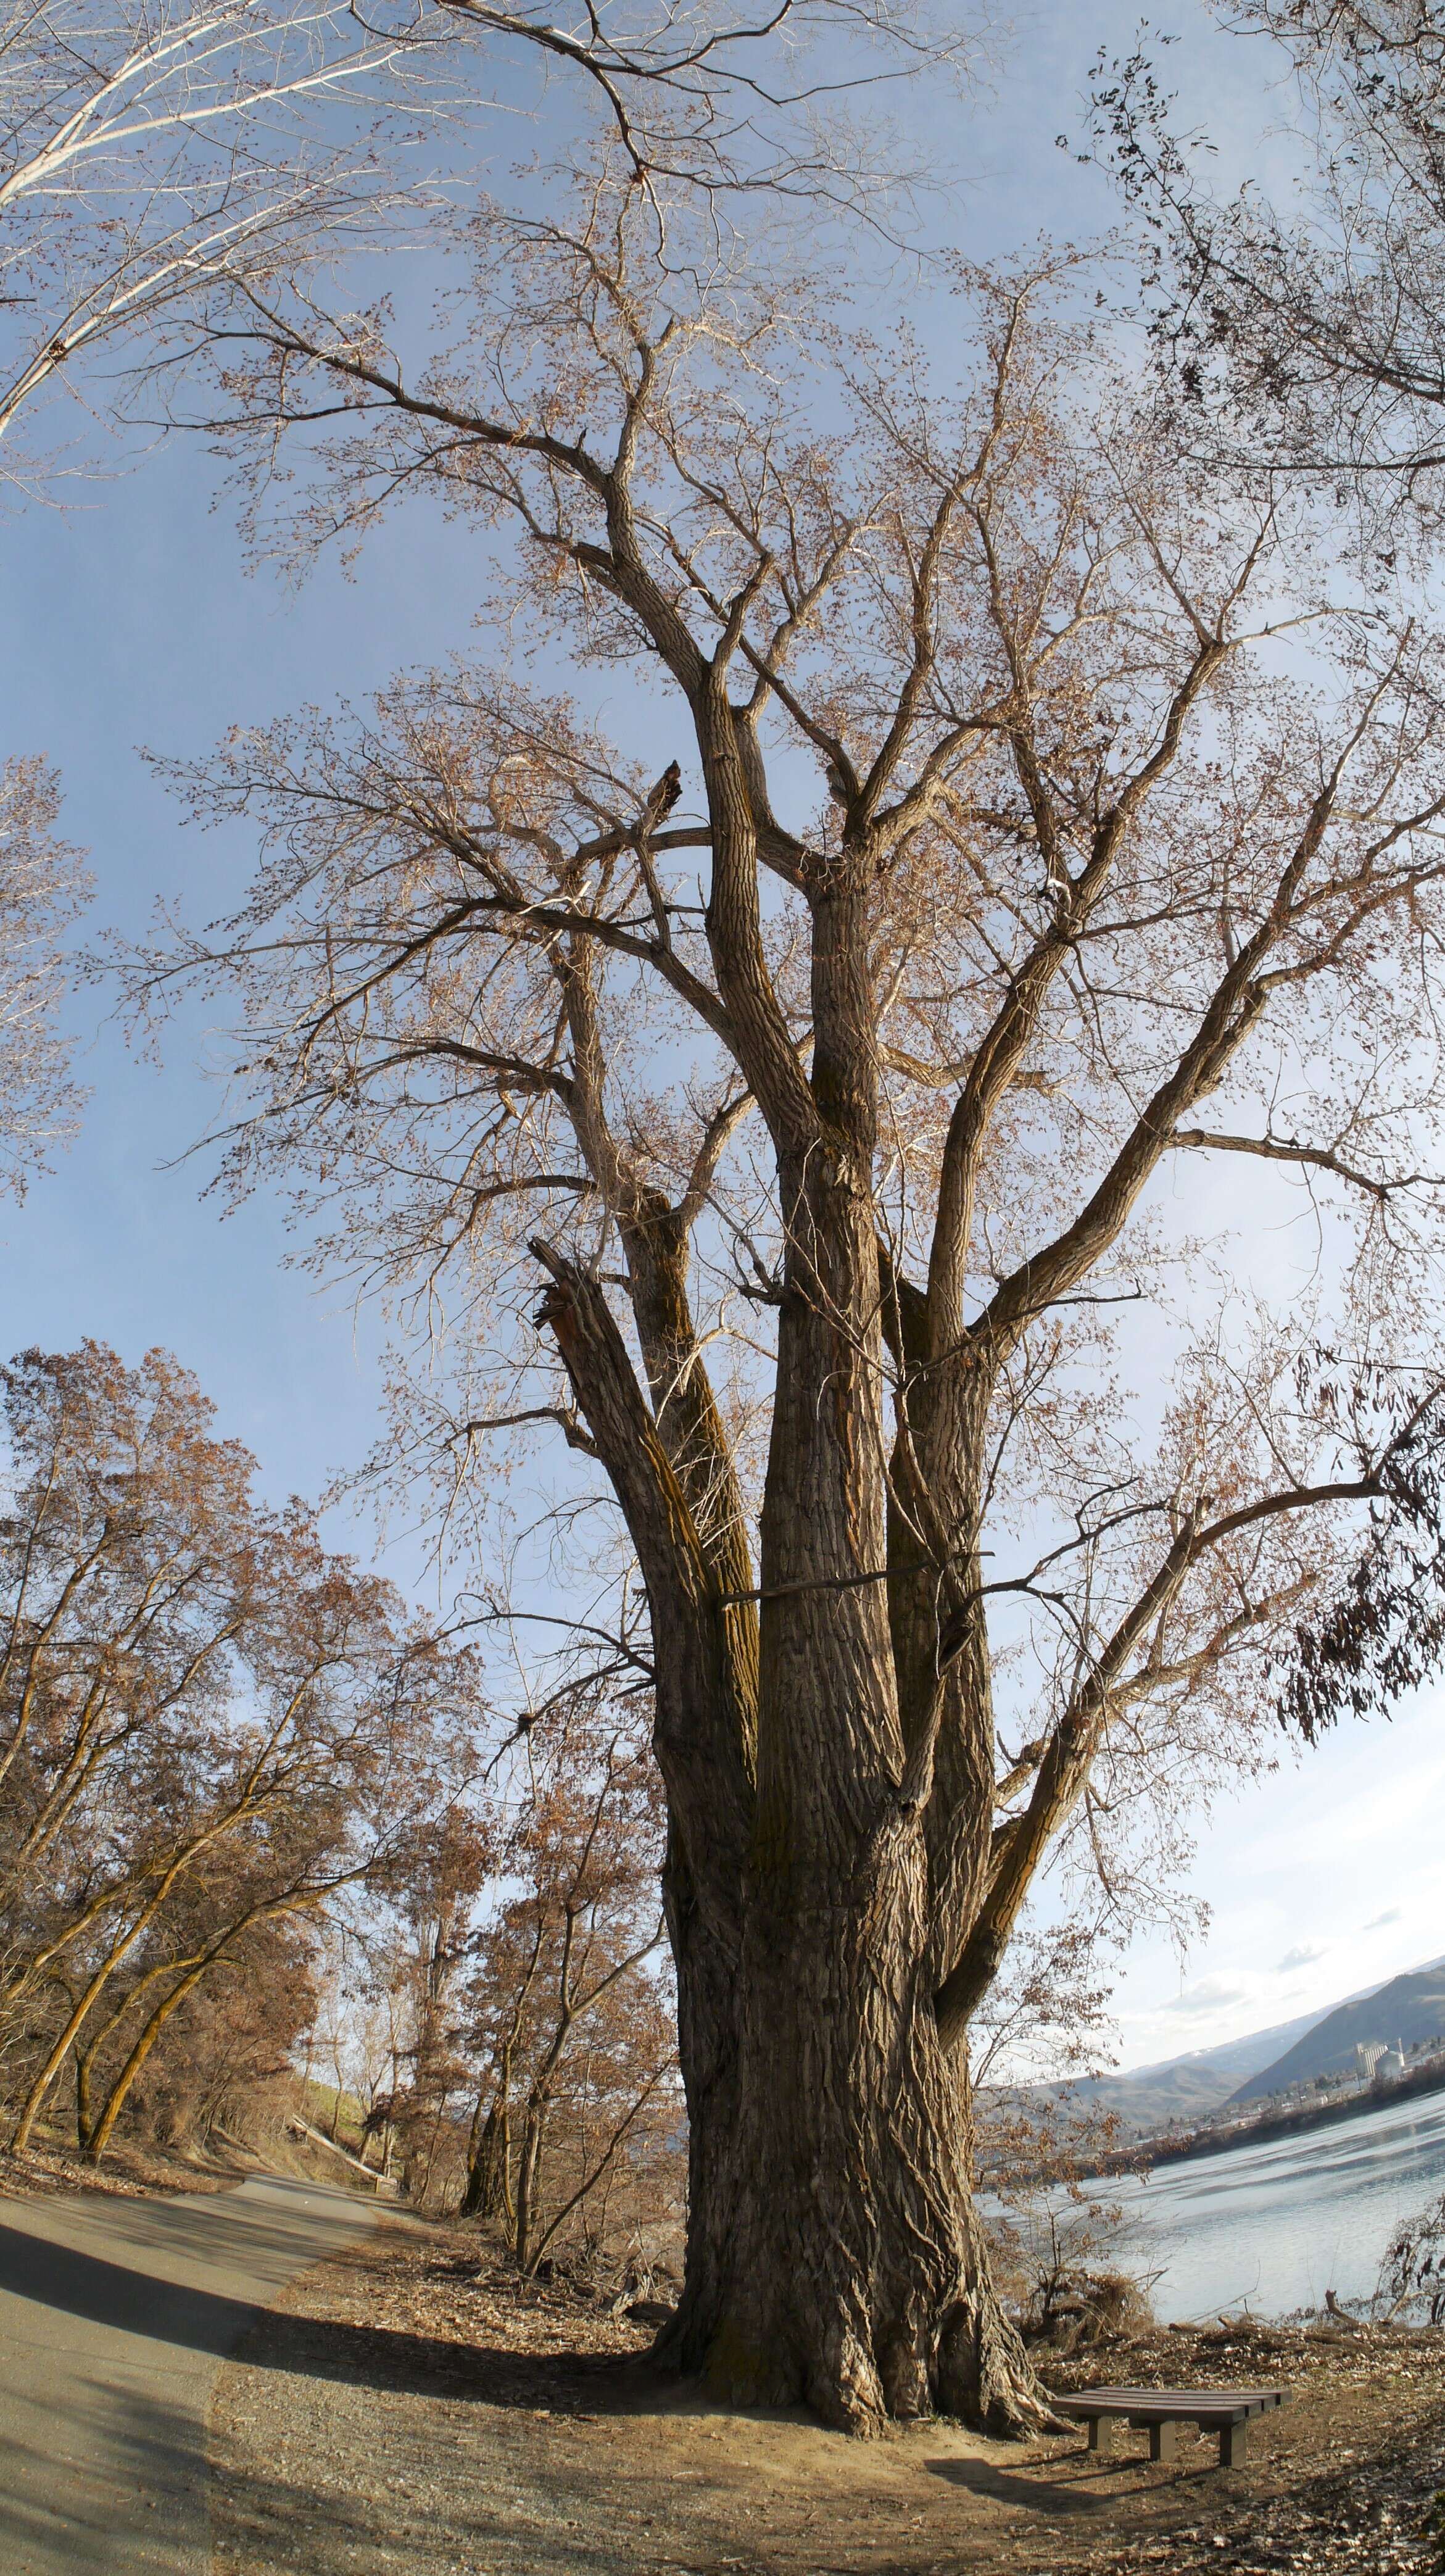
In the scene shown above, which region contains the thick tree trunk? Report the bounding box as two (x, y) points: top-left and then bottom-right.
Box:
(460, 2091), (511, 2222)
(660, 1829), (1047, 2433)
(537, 1087), (1048, 2433)
(653, 1139), (1046, 2435)
(651, 1820), (744, 2374)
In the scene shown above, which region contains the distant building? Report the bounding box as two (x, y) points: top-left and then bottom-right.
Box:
(1380, 2040), (1407, 2083)
(1356, 2041), (1388, 2082)
(1226, 1967), (1445, 2110)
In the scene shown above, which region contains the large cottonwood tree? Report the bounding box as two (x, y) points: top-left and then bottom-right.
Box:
(128, 200), (1445, 2428)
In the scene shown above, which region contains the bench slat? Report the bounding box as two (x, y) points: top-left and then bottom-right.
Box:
(1053, 2387), (1284, 2420)
(1051, 2384), (1285, 2472)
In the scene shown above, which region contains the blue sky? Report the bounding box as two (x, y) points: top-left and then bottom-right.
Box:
(3, 0), (1436, 2069)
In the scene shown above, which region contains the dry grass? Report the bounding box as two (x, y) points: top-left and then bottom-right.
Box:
(0, 2133), (254, 2202)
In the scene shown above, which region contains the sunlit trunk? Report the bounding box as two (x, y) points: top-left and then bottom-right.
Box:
(671, 1856), (1043, 2429)
(86, 1969), (202, 2164)
(649, 1141), (1046, 2430)
(515, 2095), (548, 2269)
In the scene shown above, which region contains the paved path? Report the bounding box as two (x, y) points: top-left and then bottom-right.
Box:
(0, 2174), (379, 2573)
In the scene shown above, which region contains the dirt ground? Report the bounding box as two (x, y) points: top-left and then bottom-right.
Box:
(207, 2220), (1445, 2576)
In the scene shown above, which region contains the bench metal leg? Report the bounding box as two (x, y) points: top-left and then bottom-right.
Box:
(1087, 2417), (1119, 2454)
(1148, 2420), (1178, 2463)
(1219, 2422), (1248, 2470)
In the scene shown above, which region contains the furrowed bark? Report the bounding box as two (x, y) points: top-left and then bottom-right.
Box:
(460, 2092), (510, 2222)
(669, 828), (1041, 2424)
(531, 1241), (755, 2371)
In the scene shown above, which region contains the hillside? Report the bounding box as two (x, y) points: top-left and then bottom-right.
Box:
(1048, 2005), (1333, 2135)
(1011, 1956), (1445, 2137)
(1228, 1968), (1445, 2104)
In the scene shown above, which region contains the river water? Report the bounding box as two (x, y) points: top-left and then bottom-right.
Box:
(1087, 2084), (1445, 2320)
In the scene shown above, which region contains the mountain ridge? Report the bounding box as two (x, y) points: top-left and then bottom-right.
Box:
(1228, 1967), (1445, 2104)
(1044, 1954), (1444, 2137)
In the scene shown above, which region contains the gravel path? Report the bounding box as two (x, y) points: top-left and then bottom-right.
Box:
(0, 2172), (375, 2574)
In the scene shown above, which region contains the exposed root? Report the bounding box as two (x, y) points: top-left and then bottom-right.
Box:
(938, 2287), (1066, 2438)
(652, 2271), (1064, 2441)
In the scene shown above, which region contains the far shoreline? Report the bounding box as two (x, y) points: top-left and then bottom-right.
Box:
(1064, 2056), (1445, 2185)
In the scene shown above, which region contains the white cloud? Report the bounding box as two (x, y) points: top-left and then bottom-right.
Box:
(1277, 1942), (1328, 1971)
(1365, 1909), (1404, 1931)
(1163, 1977), (1251, 2017)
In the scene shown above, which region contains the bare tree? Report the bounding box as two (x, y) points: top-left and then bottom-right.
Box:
(77, 1815), (373, 2163)
(0, 1340), (254, 2023)
(0, 0), (409, 1199)
(0, 0), (996, 496)
(137, 1913), (321, 2148)
(122, 196), (1445, 2430)
(458, 1687), (671, 2268)
(0, 758), (88, 1194)
(0, 0), (440, 490)
(1090, 4), (1445, 501)
(417, 0), (990, 216)
(372, 1792), (495, 2200)
(0, 0), (998, 1194)
(0, 1339), (453, 2160)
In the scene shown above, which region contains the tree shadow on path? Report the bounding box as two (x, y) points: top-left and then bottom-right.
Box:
(923, 2449), (1216, 2518)
(0, 2216), (635, 2409)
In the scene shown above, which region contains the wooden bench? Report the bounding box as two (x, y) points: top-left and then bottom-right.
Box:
(1051, 2385), (1286, 2470)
